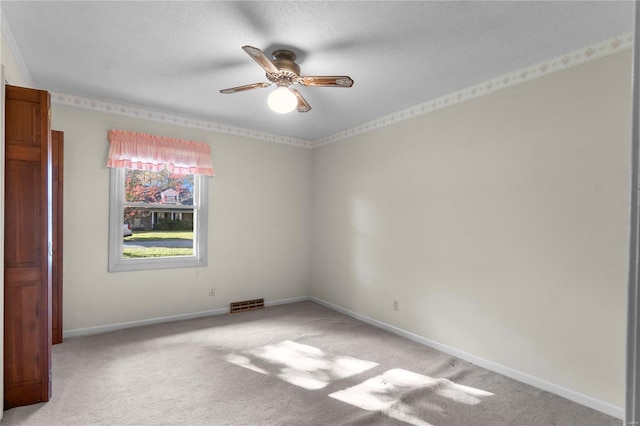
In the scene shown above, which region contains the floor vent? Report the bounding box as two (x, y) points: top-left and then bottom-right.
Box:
(230, 298), (265, 314)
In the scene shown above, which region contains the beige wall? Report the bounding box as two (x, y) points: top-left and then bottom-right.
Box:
(311, 51), (632, 407)
(52, 105), (312, 331)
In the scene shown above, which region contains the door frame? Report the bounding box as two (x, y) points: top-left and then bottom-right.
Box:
(627, 2), (640, 425)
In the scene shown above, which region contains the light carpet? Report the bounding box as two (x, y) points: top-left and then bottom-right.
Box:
(2, 301), (620, 425)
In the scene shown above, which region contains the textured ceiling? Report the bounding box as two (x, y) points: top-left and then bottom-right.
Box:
(1, 1), (634, 142)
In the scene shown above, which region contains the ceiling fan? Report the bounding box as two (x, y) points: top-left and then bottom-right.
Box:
(219, 45), (354, 113)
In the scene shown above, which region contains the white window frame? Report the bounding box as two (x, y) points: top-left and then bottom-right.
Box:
(108, 168), (208, 272)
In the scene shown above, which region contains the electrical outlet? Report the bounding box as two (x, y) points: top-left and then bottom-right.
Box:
(393, 300), (399, 311)
(209, 286), (215, 296)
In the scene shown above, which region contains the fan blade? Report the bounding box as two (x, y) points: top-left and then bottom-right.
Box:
(300, 76), (354, 87)
(242, 45), (279, 74)
(290, 89), (311, 113)
(220, 82), (271, 94)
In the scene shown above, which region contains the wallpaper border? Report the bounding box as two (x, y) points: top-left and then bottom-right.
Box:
(48, 31), (633, 149)
(49, 92), (314, 148)
(312, 31), (634, 147)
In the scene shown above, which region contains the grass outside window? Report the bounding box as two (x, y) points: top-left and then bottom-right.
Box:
(123, 230), (194, 258)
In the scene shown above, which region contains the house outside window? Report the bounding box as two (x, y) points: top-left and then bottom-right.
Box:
(161, 188), (179, 204)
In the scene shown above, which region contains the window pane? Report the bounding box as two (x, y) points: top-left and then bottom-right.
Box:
(109, 168), (208, 272)
(124, 168), (194, 204)
(123, 169), (195, 259)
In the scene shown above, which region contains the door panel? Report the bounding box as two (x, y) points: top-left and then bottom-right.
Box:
(4, 85), (52, 409)
(5, 161), (42, 268)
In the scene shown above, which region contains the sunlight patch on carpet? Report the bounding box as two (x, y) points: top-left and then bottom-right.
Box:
(225, 340), (378, 390)
(329, 368), (494, 426)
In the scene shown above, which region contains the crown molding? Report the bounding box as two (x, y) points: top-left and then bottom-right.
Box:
(50, 31), (632, 150)
(50, 92), (314, 148)
(312, 31), (634, 148)
(0, 6), (34, 87)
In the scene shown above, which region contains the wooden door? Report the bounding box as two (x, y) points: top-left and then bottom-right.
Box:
(51, 130), (63, 345)
(4, 85), (52, 409)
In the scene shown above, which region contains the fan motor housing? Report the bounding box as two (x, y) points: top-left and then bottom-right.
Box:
(267, 50), (301, 85)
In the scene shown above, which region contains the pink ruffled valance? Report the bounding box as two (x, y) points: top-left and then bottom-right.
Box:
(106, 129), (215, 176)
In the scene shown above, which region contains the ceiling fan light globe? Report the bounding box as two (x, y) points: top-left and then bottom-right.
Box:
(268, 86), (297, 114)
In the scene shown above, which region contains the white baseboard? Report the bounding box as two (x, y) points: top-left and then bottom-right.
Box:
(264, 295), (311, 307)
(309, 296), (625, 420)
(63, 295), (311, 339)
(63, 306), (229, 338)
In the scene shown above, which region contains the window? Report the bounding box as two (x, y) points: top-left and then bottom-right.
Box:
(106, 129), (214, 272)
